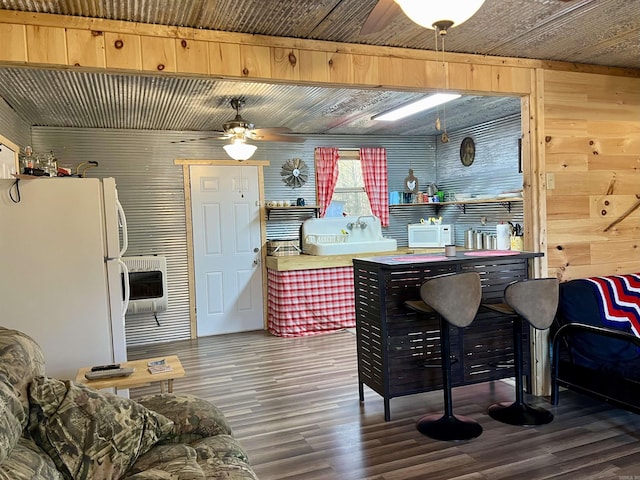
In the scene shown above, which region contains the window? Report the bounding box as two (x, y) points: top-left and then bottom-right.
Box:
(332, 157), (372, 217)
(315, 146), (388, 225)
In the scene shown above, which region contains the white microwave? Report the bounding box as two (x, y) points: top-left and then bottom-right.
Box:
(408, 224), (454, 248)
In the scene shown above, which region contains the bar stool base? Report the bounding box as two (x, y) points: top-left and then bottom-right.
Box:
(416, 413), (483, 441)
(488, 401), (553, 426)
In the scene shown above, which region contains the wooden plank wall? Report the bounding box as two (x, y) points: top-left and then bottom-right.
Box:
(0, 10), (534, 94)
(544, 70), (640, 280)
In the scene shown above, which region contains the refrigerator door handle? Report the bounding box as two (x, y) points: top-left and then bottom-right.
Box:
(119, 258), (130, 317)
(117, 198), (128, 257)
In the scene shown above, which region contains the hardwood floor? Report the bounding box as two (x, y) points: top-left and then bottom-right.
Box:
(128, 329), (640, 480)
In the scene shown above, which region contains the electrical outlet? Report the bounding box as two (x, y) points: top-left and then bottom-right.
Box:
(546, 173), (556, 190)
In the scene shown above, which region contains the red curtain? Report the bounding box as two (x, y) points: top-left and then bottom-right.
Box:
(314, 147), (340, 218)
(360, 147), (389, 226)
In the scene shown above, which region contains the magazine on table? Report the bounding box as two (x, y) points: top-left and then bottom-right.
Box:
(147, 358), (172, 374)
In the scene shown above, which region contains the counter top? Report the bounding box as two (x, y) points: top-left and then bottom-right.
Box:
(265, 247), (445, 271)
(353, 250), (542, 270)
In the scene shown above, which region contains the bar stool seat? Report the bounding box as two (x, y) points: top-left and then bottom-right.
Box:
(483, 278), (559, 426)
(404, 271), (483, 441)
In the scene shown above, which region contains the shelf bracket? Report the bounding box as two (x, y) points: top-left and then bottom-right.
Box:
(265, 206), (320, 221)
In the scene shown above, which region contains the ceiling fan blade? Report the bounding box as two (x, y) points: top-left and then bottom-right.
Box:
(361, 0), (402, 35)
(253, 127), (292, 135)
(171, 135), (227, 143)
(254, 133), (305, 143)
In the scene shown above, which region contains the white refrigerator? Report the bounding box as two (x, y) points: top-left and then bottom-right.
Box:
(0, 177), (129, 381)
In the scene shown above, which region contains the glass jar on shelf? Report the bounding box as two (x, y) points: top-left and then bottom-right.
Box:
(19, 146), (36, 175)
(43, 151), (58, 177)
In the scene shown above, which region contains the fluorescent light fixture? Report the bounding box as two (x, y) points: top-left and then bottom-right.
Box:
(223, 138), (257, 161)
(372, 93), (461, 122)
(394, 0), (486, 31)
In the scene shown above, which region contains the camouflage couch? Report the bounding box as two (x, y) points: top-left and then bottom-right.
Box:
(0, 327), (258, 480)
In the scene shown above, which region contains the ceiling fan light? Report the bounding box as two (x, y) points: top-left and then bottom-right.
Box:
(223, 141), (257, 161)
(394, 0), (486, 30)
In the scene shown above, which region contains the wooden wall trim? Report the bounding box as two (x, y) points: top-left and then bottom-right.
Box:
(524, 68), (552, 397)
(257, 165), (268, 331)
(532, 68), (548, 276)
(181, 164), (197, 339)
(175, 159), (270, 167)
(1, 9), (638, 82)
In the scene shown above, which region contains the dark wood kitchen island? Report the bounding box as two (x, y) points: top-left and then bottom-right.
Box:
(353, 250), (543, 421)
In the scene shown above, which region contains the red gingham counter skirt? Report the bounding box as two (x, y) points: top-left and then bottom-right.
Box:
(267, 267), (356, 337)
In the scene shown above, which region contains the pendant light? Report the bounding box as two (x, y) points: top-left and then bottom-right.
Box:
(223, 137), (257, 161)
(394, 0), (486, 33)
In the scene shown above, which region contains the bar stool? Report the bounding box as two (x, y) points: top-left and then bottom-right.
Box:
(483, 278), (559, 426)
(405, 271), (483, 441)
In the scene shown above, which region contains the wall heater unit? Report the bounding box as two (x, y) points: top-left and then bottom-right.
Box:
(122, 256), (168, 315)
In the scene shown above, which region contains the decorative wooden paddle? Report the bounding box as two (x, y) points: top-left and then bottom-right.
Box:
(603, 194), (640, 232)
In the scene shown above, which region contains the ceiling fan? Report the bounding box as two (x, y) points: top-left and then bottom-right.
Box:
(361, 0), (575, 35)
(172, 97), (303, 144)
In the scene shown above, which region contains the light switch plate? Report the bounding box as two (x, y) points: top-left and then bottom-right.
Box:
(546, 173), (556, 190)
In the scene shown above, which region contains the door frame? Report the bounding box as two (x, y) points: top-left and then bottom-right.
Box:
(176, 159), (270, 338)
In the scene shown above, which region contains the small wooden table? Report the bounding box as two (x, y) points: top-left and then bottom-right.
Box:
(76, 355), (185, 394)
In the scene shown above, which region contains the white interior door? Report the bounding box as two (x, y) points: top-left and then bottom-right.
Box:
(190, 165), (263, 336)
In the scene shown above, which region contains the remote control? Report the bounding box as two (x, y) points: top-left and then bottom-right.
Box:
(85, 367), (135, 380)
(90, 363), (121, 372)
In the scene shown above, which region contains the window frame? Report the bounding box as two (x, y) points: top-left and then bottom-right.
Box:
(331, 154), (372, 217)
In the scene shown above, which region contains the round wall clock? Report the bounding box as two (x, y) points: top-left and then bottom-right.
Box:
(460, 137), (475, 167)
(280, 158), (308, 188)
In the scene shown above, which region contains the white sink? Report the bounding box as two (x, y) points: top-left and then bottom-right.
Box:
(304, 238), (398, 256)
(301, 216), (397, 256)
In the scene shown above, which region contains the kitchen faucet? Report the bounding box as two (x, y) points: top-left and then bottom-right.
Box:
(347, 215), (375, 230)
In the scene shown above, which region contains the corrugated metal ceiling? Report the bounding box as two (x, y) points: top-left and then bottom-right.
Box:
(0, 67), (521, 136)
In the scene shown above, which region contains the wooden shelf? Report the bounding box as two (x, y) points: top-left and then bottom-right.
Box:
(390, 197), (523, 213)
(12, 173), (41, 179)
(390, 197), (522, 207)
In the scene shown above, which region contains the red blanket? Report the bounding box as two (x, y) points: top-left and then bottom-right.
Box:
(586, 273), (640, 338)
